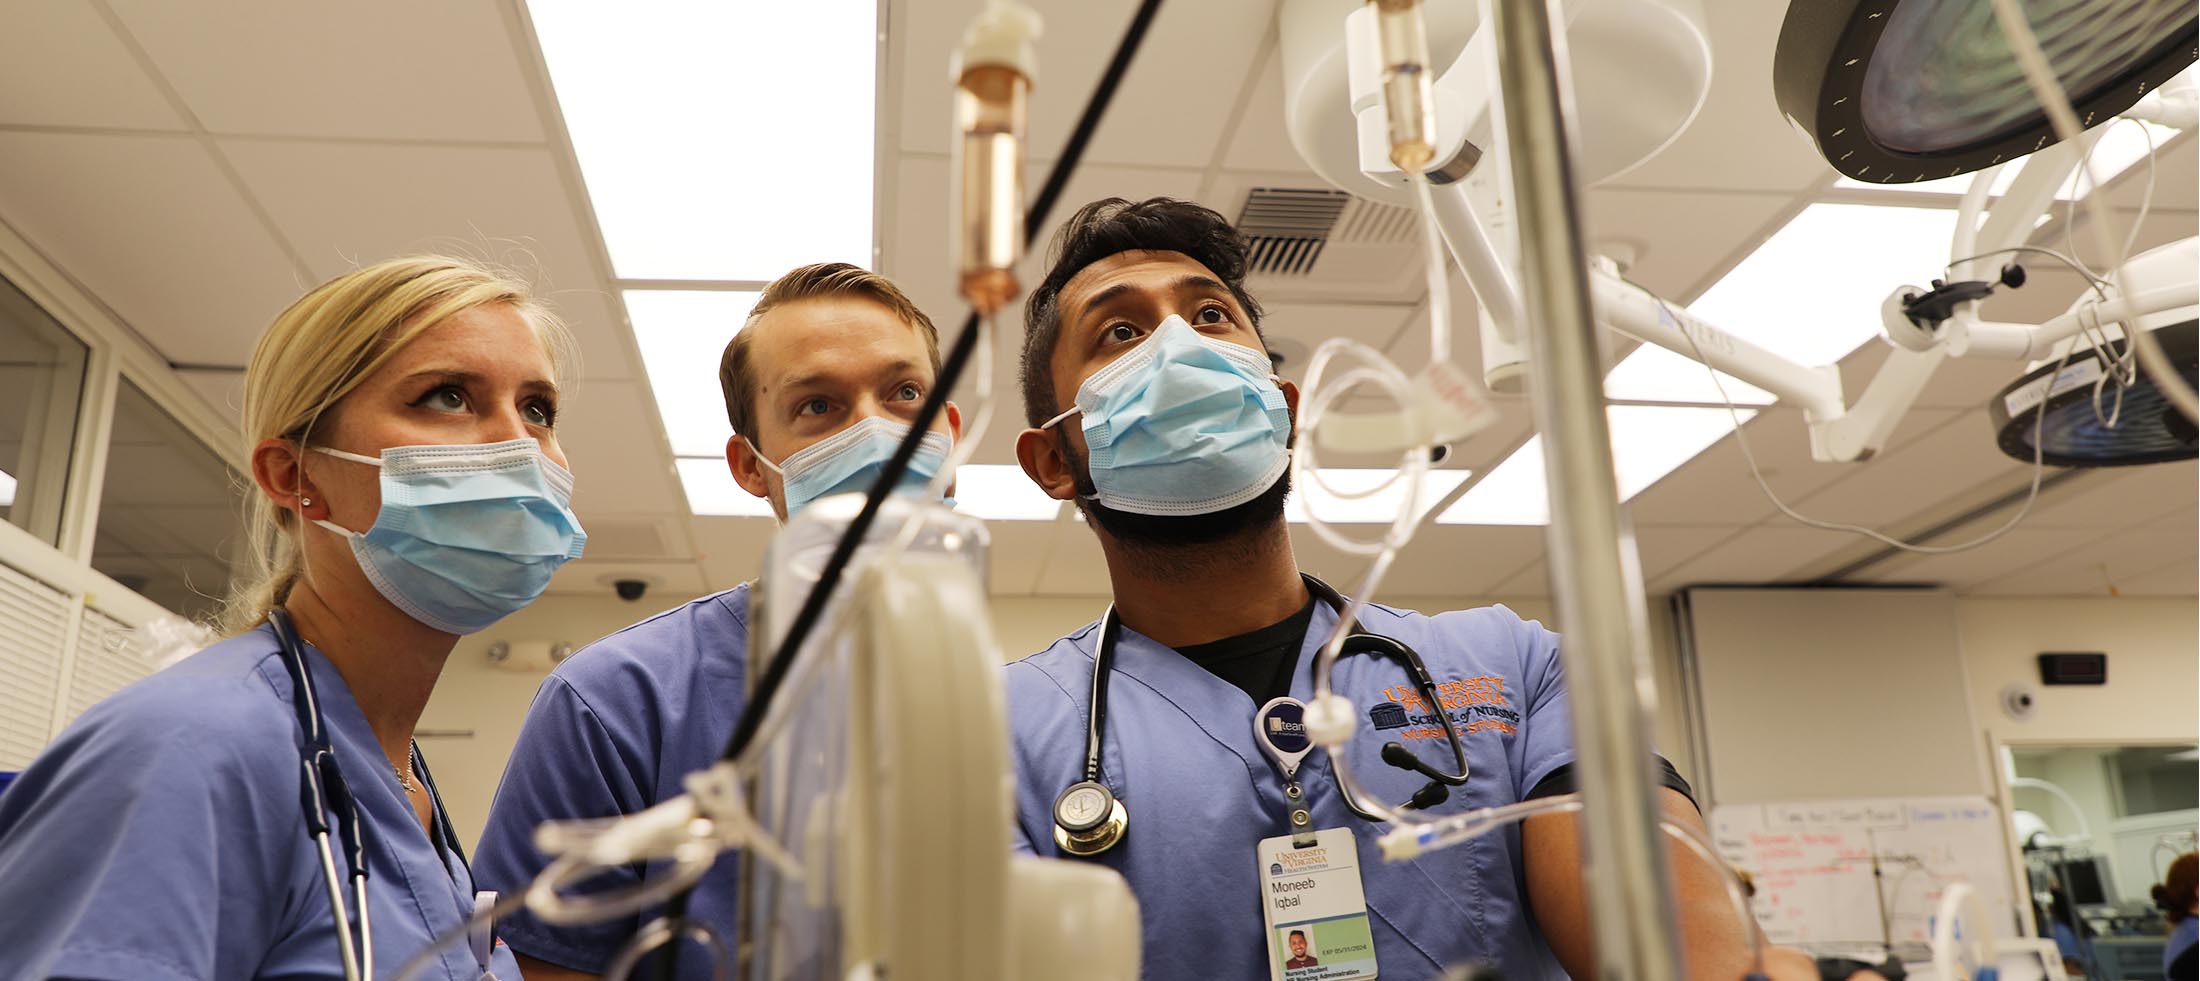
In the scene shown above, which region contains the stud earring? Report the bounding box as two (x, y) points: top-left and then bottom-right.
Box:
(299, 497), (313, 508)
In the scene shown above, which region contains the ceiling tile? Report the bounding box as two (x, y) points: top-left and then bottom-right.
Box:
(557, 380), (681, 517)
(1263, 301), (1421, 382)
(1628, 408), (1959, 527)
(1220, 44), (1300, 173)
(2112, 556), (2197, 597)
(0, 131), (301, 365)
(1354, 525), (1550, 596)
(1787, 409), (2034, 528)
(1855, 526), (2107, 588)
(1631, 524), (1736, 581)
(2104, 131), (2194, 212)
(2018, 462), (2196, 529)
(1647, 526), (1860, 591)
(219, 138), (632, 380)
(1489, 560), (1547, 597)
(0, 1), (183, 130)
(1597, 0), (1830, 194)
(1964, 507), (2197, 596)
(1583, 187), (1798, 300)
(105, 0), (543, 142)
(891, 0), (1271, 168)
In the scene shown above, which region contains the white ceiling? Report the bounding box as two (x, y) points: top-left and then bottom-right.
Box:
(0, 0), (2190, 603)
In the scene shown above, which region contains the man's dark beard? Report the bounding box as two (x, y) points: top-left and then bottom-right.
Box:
(1057, 431), (1292, 550)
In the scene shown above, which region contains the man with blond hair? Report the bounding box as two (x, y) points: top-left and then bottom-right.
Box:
(474, 262), (960, 981)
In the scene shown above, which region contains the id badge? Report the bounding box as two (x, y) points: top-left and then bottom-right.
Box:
(1258, 827), (1378, 980)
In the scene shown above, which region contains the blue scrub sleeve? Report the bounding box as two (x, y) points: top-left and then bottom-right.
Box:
(1512, 618), (1577, 801)
(0, 687), (302, 981)
(473, 674), (653, 973)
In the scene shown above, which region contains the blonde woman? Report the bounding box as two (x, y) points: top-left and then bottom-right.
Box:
(0, 256), (585, 981)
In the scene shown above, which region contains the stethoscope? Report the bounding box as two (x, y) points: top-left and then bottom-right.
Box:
(269, 607), (474, 981)
(1051, 575), (1471, 858)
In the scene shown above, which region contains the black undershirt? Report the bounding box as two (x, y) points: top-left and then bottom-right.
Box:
(1170, 600), (1699, 810)
(1170, 594), (1318, 707)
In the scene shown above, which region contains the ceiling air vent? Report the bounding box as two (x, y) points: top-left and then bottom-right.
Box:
(1233, 186), (1423, 298)
(1236, 187), (1351, 277)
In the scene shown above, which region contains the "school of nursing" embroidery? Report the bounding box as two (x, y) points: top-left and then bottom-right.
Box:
(1364, 675), (1519, 740)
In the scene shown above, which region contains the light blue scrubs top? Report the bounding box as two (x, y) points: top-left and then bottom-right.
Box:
(1007, 598), (1577, 980)
(474, 585), (750, 980)
(2168, 915), (2197, 976)
(0, 624), (519, 981)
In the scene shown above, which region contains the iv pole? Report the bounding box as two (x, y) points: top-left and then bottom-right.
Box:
(1488, 0), (1686, 976)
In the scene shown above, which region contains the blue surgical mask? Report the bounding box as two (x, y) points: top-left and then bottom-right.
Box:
(751, 415), (953, 517)
(312, 438), (587, 635)
(1043, 315), (1290, 515)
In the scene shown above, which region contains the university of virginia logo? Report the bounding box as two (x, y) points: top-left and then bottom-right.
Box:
(1366, 675), (1521, 740)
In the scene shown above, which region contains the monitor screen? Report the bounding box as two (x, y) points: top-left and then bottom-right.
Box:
(2055, 857), (2112, 906)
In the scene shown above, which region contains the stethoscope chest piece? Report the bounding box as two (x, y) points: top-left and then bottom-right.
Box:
(1052, 780), (1128, 857)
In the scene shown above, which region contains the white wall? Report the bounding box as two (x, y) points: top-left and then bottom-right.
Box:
(1958, 597), (2199, 745)
(420, 591), (708, 849)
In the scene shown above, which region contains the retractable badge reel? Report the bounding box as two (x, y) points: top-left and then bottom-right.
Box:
(1255, 697), (1318, 847)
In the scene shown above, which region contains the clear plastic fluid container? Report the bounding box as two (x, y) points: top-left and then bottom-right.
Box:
(752, 494), (989, 663)
(739, 494), (993, 979)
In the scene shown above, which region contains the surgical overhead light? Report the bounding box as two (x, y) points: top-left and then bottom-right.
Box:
(1988, 238), (2199, 467)
(1992, 320), (2198, 465)
(1775, 0), (2198, 183)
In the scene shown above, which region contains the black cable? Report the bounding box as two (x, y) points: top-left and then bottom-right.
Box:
(652, 7), (1167, 978)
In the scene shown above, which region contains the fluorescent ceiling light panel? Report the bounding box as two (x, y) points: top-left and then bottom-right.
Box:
(626, 290), (758, 458)
(1436, 406), (1756, 525)
(678, 460), (1060, 521)
(1285, 468), (1472, 524)
(0, 468), (14, 508)
(678, 457), (775, 517)
(529, 1), (877, 280)
(1605, 203), (1958, 405)
(1832, 120), (2180, 200)
(951, 464), (1064, 521)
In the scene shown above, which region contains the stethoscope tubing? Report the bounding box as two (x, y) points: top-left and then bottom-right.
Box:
(1077, 575), (1472, 824)
(269, 607), (468, 980)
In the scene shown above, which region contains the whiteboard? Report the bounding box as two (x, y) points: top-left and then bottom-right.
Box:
(1713, 796), (2017, 947)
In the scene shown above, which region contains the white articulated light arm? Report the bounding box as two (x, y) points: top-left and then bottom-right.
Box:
(1588, 265), (1847, 420)
(1333, 1), (2196, 465)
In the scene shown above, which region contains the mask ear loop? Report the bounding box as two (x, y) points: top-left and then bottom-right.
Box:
(744, 437), (787, 478)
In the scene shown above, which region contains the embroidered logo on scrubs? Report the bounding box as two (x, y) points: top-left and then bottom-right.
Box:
(1370, 674), (1521, 740)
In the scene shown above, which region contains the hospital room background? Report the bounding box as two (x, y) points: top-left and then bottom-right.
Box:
(0, 0), (2192, 978)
